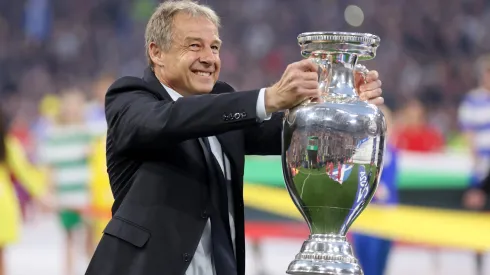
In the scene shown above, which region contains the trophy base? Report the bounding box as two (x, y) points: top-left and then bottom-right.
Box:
(286, 234), (363, 275)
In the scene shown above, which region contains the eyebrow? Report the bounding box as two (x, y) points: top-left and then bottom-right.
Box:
(184, 36), (222, 46)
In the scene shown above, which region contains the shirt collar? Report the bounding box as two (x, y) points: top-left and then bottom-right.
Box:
(161, 83), (182, 101)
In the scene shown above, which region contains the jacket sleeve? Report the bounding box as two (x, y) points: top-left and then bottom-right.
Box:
(106, 77), (262, 156)
(243, 112), (284, 156)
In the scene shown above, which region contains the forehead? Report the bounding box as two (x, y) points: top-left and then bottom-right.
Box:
(172, 13), (219, 42)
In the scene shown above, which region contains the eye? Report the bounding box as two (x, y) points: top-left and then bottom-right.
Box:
(189, 43), (200, 50)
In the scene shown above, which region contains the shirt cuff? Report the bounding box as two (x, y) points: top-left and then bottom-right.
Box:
(256, 88), (272, 121)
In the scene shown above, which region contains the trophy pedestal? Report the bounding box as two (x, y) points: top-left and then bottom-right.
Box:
(286, 234), (363, 275)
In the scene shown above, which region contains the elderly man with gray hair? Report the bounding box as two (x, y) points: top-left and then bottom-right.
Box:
(85, 1), (384, 275)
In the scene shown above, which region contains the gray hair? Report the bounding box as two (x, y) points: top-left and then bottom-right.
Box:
(145, 0), (221, 66)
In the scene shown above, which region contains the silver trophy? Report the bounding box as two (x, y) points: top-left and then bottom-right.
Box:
(281, 32), (386, 275)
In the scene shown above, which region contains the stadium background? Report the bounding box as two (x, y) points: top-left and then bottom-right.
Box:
(1, 0), (490, 274)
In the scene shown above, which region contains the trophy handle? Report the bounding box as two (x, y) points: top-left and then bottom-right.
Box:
(311, 56), (331, 97)
(354, 64), (369, 100)
(296, 57), (331, 106)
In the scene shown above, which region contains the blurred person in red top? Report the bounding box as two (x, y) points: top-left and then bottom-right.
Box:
(391, 98), (445, 152)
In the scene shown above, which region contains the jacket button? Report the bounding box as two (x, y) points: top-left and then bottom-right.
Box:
(183, 253), (192, 262)
(201, 210), (208, 219)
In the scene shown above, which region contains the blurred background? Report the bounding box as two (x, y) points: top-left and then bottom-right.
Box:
(1, 0), (490, 275)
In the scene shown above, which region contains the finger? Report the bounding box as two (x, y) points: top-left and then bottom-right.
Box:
(299, 80), (320, 90)
(354, 72), (366, 92)
(310, 96), (325, 103)
(354, 71), (366, 84)
(365, 70), (379, 82)
(303, 71), (319, 81)
(303, 87), (321, 98)
(360, 80), (382, 92)
(360, 88), (382, 100)
(295, 88), (321, 103)
(368, 96), (384, 106)
(297, 59), (319, 73)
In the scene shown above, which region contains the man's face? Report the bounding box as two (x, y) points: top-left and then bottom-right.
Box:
(156, 13), (221, 95)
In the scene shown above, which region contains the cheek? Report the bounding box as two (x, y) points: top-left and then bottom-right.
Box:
(184, 56), (200, 74)
(214, 58), (221, 76)
(215, 55), (221, 68)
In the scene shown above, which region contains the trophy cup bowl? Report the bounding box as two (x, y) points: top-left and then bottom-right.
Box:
(281, 32), (386, 275)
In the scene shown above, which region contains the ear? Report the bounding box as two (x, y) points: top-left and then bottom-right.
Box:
(149, 42), (166, 67)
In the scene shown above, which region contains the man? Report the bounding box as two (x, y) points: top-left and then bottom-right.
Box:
(461, 54), (490, 197)
(85, 1), (384, 275)
(39, 89), (95, 275)
(352, 105), (398, 275)
(460, 54), (490, 275)
(462, 165), (490, 275)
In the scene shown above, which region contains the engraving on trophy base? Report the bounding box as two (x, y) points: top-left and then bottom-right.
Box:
(286, 235), (362, 275)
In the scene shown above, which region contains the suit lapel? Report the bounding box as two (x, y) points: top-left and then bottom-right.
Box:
(142, 67), (243, 185)
(216, 130), (246, 205)
(143, 67), (174, 102)
(211, 81), (243, 180)
(216, 134), (239, 173)
(142, 67), (208, 173)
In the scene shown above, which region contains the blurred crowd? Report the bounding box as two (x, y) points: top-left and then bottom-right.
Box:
(0, 0), (490, 153)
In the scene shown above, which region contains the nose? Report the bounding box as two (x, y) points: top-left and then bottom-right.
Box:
(199, 46), (216, 66)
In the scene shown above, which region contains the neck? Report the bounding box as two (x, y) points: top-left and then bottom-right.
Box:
(154, 67), (188, 97)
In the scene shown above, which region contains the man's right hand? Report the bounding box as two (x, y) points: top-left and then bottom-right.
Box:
(265, 59), (321, 113)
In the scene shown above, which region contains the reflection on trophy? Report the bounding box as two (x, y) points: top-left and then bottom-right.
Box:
(307, 136), (319, 170)
(281, 32), (387, 275)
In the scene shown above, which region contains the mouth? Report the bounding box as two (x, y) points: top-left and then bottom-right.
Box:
(193, 71), (213, 77)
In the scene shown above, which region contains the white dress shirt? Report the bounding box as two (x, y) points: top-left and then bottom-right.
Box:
(162, 84), (270, 275)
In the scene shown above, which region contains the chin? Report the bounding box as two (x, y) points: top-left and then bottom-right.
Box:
(193, 84), (215, 94)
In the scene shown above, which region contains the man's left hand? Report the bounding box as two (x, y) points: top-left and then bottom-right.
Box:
(355, 70), (383, 106)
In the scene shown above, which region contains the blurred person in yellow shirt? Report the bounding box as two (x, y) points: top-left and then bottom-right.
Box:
(34, 94), (61, 139)
(0, 107), (47, 275)
(85, 75), (114, 245)
(88, 134), (113, 243)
